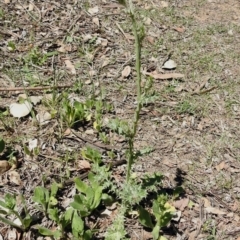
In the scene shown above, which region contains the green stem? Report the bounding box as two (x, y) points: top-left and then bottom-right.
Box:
(126, 4), (142, 183)
(126, 138), (134, 182)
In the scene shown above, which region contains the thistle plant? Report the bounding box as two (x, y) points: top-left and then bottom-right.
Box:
(114, 0), (145, 183)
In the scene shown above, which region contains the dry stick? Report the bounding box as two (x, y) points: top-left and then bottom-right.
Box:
(71, 129), (117, 151)
(0, 84), (73, 92)
(191, 86), (218, 96)
(116, 22), (131, 43)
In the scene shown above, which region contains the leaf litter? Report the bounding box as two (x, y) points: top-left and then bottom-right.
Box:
(0, 0), (240, 239)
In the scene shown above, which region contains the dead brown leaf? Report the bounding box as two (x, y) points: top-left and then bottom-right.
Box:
(88, 6), (99, 15)
(92, 17), (100, 26)
(188, 230), (197, 240)
(8, 171), (22, 186)
(122, 66), (131, 78)
(146, 72), (184, 80)
(146, 36), (155, 45)
(174, 198), (189, 211)
(6, 228), (17, 240)
(63, 128), (71, 136)
(205, 207), (226, 215)
(215, 161), (227, 171)
(76, 160), (91, 170)
(0, 160), (10, 174)
(172, 27), (185, 33)
(64, 59), (76, 75)
(202, 197), (211, 207)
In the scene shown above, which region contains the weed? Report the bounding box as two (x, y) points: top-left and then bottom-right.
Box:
(138, 194), (175, 240)
(23, 47), (48, 66)
(33, 181), (96, 239)
(0, 194), (32, 231)
(202, 219), (217, 240)
(176, 99), (196, 115)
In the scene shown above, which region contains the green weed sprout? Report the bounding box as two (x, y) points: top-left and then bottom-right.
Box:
(111, 0), (145, 183)
(71, 172), (103, 217)
(0, 141), (32, 231)
(138, 195), (176, 240)
(0, 194), (32, 231)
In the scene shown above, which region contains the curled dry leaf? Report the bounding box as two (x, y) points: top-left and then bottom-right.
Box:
(10, 101), (32, 118)
(85, 79), (92, 85)
(100, 209), (112, 217)
(162, 59), (177, 69)
(122, 66), (131, 78)
(36, 111), (51, 125)
(202, 197), (211, 207)
(172, 210), (181, 222)
(89, 70), (96, 77)
(28, 3), (34, 11)
(29, 96), (42, 105)
(76, 160), (91, 170)
(102, 58), (110, 68)
(64, 59), (76, 75)
(63, 128), (71, 136)
(82, 34), (93, 42)
(96, 37), (108, 46)
(205, 207), (226, 215)
(160, 1), (169, 8)
(0, 160), (10, 174)
(88, 6), (99, 15)
(17, 93), (27, 100)
(144, 17), (152, 25)
(146, 36), (155, 45)
(85, 129), (94, 135)
(215, 161), (227, 171)
(8, 171), (22, 186)
(7, 229), (17, 240)
(174, 198), (189, 211)
(92, 17), (100, 26)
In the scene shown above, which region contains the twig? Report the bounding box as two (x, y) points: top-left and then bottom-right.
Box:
(191, 86), (217, 95)
(0, 84), (73, 92)
(70, 129), (117, 151)
(116, 22), (131, 43)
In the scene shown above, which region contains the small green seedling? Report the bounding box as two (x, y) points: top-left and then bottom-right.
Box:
(99, 132), (110, 144)
(108, 118), (133, 137)
(71, 210), (94, 240)
(138, 195), (175, 240)
(81, 146), (102, 164)
(176, 100), (196, 115)
(38, 208), (77, 239)
(70, 172), (103, 217)
(23, 47), (48, 66)
(7, 41), (16, 51)
(24, 144), (40, 158)
(32, 182), (59, 216)
(0, 194), (32, 231)
(32, 182), (71, 238)
(61, 98), (87, 127)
